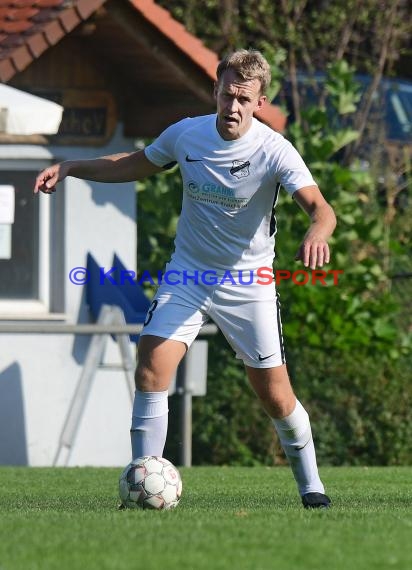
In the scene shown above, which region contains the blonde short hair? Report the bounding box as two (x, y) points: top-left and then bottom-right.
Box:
(216, 49), (271, 95)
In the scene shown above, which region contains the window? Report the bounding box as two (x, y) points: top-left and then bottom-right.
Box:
(0, 159), (55, 316)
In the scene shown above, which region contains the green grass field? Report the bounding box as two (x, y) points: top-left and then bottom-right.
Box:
(0, 466), (411, 570)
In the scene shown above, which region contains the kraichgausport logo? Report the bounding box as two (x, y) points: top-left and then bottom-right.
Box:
(68, 266), (344, 287)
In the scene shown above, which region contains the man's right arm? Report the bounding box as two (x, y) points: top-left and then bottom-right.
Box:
(33, 150), (163, 194)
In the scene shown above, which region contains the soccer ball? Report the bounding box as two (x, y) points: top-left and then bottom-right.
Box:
(119, 456), (182, 510)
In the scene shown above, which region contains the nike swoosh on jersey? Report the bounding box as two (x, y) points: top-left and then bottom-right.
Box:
(258, 353), (276, 361)
(185, 155), (203, 162)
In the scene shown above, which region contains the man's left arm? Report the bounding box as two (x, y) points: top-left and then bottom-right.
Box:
(293, 185), (337, 270)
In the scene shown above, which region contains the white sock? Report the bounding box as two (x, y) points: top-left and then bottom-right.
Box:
(130, 389), (169, 460)
(272, 399), (325, 496)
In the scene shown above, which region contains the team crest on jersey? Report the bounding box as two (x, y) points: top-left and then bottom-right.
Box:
(230, 160), (250, 179)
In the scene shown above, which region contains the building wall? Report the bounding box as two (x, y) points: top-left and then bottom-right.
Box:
(0, 124), (139, 467)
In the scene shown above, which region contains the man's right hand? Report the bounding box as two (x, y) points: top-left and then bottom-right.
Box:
(33, 162), (69, 195)
(33, 151), (163, 195)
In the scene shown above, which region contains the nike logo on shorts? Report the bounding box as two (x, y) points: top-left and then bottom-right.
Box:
(185, 155), (202, 162)
(258, 353), (276, 361)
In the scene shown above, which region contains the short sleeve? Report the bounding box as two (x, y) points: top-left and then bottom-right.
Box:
(271, 138), (317, 195)
(144, 118), (191, 168)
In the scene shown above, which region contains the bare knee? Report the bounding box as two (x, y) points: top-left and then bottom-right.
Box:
(135, 363), (166, 392)
(246, 364), (296, 419)
(135, 335), (187, 392)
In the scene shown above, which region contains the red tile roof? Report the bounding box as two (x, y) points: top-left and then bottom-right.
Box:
(0, 0), (285, 131)
(130, 0), (218, 81)
(129, 0), (285, 131)
(0, 0), (219, 83)
(0, 0), (103, 82)
(254, 102), (287, 133)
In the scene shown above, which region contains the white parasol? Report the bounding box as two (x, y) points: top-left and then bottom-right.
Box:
(0, 83), (63, 135)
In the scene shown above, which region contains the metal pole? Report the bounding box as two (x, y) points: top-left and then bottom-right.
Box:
(177, 357), (192, 467)
(0, 323), (218, 335)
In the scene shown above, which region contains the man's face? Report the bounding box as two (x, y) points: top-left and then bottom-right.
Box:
(214, 68), (266, 140)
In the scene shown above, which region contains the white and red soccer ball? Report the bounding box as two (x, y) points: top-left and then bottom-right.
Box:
(119, 456), (182, 510)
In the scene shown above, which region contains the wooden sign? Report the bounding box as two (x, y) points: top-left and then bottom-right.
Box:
(45, 89), (117, 146)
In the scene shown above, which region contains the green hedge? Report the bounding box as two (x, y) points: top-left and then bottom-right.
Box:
(164, 336), (412, 467)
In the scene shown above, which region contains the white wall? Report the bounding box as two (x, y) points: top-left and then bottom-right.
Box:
(0, 125), (139, 467)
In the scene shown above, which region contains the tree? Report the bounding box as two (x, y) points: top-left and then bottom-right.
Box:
(158, 0), (412, 155)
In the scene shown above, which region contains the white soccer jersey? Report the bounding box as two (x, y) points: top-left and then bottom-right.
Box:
(144, 114), (316, 272)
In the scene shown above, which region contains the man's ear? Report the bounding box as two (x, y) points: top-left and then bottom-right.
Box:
(256, 95), (267, 111)
(213, 81), (218, 100)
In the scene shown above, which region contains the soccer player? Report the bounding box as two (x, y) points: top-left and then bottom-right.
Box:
(34, 49), (336, 509)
